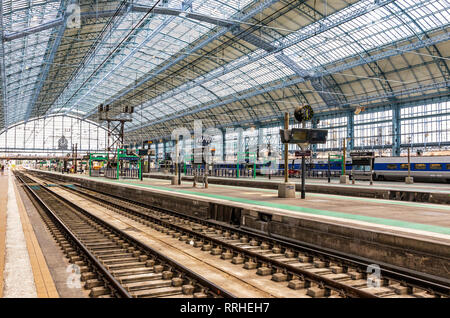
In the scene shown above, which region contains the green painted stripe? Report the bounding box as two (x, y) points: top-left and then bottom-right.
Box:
(104, 178), (450, 236)
(148, 177), (450, 210)
(202, 183), (450, 211)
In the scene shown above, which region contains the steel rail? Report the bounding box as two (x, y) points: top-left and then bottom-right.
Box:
(19, 172), (235, 298)
(55, 180), (376, 298)
(64, 177), (450, 297)
(33, 171), (450, 297)
(16, 174), (132, 298)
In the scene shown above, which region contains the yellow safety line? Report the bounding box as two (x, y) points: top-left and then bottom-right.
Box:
(13, 179), (59, 298)
(0, 175), (7, 298)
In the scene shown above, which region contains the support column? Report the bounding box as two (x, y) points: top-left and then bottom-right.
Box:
(221, 129), (226, 161)
(392, 105), (401, 156)
(279, 117), (285, 162)
(237, 128), (243, 155)
(278, 113), (295, 198)
(257, 126), (263, 160)
(347, 111), (354, 152)
(311, 120), (318, 154)
(163, 140), (167, 159)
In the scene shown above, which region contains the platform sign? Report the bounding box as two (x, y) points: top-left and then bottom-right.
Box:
(118, 156), (139, 161)
(350, 151), (374, 157)
(295, 150), (311, 157)
(138, 149), (149, 156)
(352, 158), (372, 165)
(280, 128), (328, 144)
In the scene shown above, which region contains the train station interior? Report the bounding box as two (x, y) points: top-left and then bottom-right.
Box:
(0, 0), (448, 303)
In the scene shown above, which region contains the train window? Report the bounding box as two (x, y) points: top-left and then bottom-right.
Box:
(447, 164), (450, 170)
(387, 164), (397, 169)
(400, 164), (409, 169)
(430, 164), (442, 170)
(414, 164), (426, 170)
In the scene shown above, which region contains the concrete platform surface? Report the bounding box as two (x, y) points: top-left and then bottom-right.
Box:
(46, 171), (450, 237)
(0, 171), (59, 298)
(143, 173), (450, 205)
(144, 172), (450, 194)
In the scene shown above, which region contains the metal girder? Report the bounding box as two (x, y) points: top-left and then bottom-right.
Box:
(125, 32), (450, 133)
(392, 105), (401, 156)
(45, 2), (135, 117)
(82, 0), (280, 119)
(25, 1), (69, 122)
(279, 2), (350, 108)
(0, 0), (7, 128)
(3, 18), (64, 42)
(274, 52), (312, 78)
(347, 111), (354, 151)
(60, 1), (197, 116)
(136, 84), (450, 142)
(232, 25), (323, 86)
(115, 0), (395, 121)
(231, 26), (277, 52)
(310, 76), (347, 107)
(130, 77), (450, 136)
(390, 1), (450, 86)
(2, 4), (239, 42)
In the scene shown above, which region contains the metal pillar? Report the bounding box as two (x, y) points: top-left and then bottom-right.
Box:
(327, 153), (331, 183)
(237, 128), (243, 156)
(342, 138), (347, 175)
(347, 111), (354, 152)
(301, 152), (306, 199)
(311, 120), (318, 153)
(257, 126), (263, 160)
(163, 141), (167, 159)
(221, 129), (226, 161)
(284, 113), (289, 183)
(392, 105), (401, 156)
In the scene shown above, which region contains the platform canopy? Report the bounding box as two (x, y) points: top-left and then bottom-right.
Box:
(0, 0), (448, 141)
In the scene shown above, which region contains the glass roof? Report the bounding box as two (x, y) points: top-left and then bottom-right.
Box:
(126, 0), (449, 130)
(48, 0), (254, 115)
(283, 0), (448, 69)
(2, 0), (62, 126)
(0, 0), (448, 134)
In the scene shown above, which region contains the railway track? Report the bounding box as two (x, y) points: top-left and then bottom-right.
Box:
(16, 173), (233, 298)
(21, 171), (450, 298)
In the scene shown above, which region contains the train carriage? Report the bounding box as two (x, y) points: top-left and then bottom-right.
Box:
(373, 156), (450, 183)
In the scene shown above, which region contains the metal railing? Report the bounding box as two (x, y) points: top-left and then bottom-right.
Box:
(120, 168), (139, 179)
(91, 168), (105, 177)
(104, 168), (117, 179)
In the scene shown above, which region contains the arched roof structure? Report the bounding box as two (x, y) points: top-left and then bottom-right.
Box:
(0, 0), (448, 143)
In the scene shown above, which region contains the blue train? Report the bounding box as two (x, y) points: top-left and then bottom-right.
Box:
(185, 156), (450, 183)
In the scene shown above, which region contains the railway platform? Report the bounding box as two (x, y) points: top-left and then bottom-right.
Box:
(0, 170), (59, 298)
(31, 169), (450, 281)
(144, 173), (450, 205)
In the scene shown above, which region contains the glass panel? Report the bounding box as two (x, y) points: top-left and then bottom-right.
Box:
(0, 115), (111, 154)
